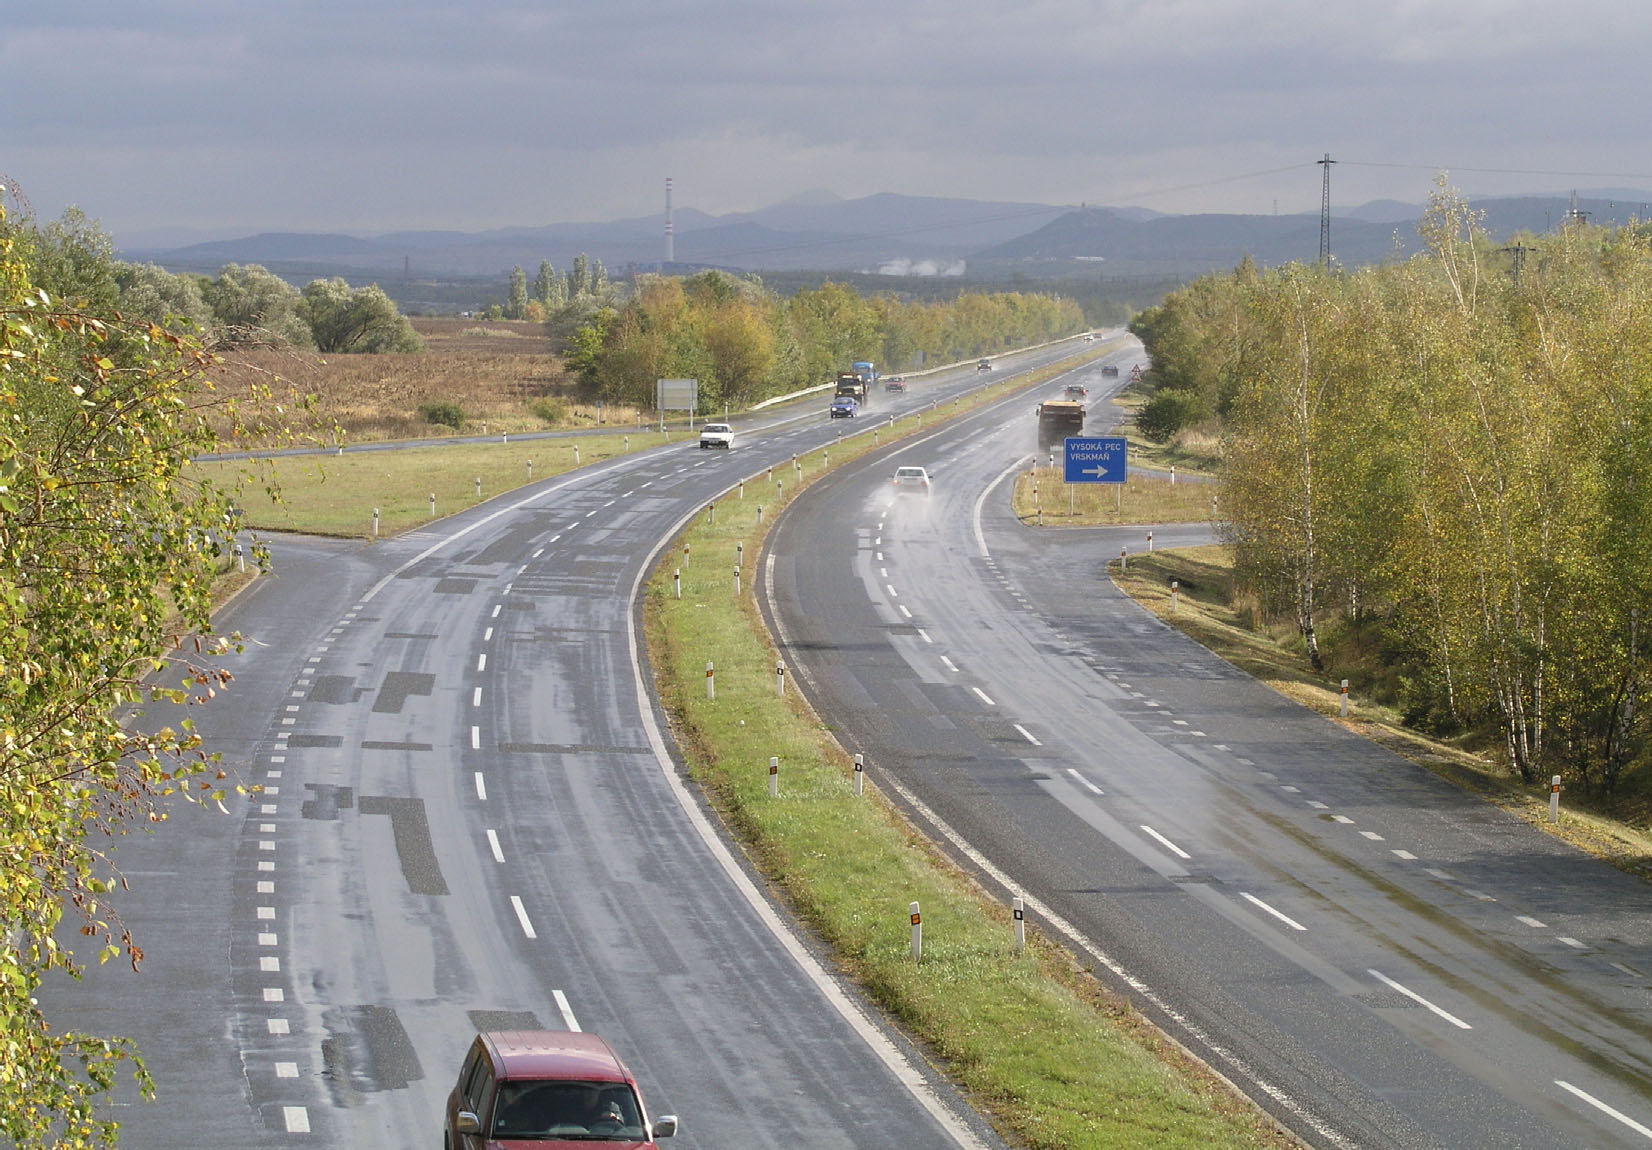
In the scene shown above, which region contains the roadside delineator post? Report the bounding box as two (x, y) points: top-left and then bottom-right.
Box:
(429, 493), (436, 516)
(910, 902), (922, 962)
(1148, 530), (1155, 552)
(736, 542), (744, 568)
(706, 662), (715, 701)
(1550, 775), (1562, 824)
(1013, 897), (1025, 955)
(853, 753), (864, 796)
(769, 756), (779, 797)
(757, 504), (764, 524)
(674, 569), (681, 599)
(1339, 679), (1350, 717)
(527, 459), (533, 480)
(624, 435), (630, 451)
(767, 464), (773, 482)
(1170, 465), (1176, 485)
(1171, 579), (1179, 613)
(734, 566), (741, 595)
(708, 503), (716, 525)
(234, 543), (245, 573)
(738, 480), (744, 500)
(371, 508), (380, 538)
(776, 660), (786, 696)
(574, 445), (580, 465)
(475, 477), (482, 499)
(1120, 546), (1128, 571)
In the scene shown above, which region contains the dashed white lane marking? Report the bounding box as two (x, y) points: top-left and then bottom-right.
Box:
(486, 829), (505, 863)
(1517, 915), (1548, 929)
(1391, 850), (1417, 860)
(471, 726), (480, 750)
(621, 490), (634, 498)
(1014, 724), (1042, 746)
(259, 932), (277, 946)
(1307, 801), (1328, 809)
(275, 1062), (298, 1078)
(880, 567), (888, 577)
(1465, 889), (1497, 901)
(1140, 825), (1192, 860)
(473, 687), (482, 707)
(1066, 768), (1103, 795)
(585, 509), (598, 517)
(640, 481), (653, 488)
(898, 605), (912, 618)
(491, 604), (502, 618)
(510, 896), (537, 939)
(940, 656), (958, 672)
(265, 786), (279, 795)
(603, 500), (615, 508)
(1558, 937), (1587, 949)
(484, 626), (494, 641)
(270, 756), (285, 764)
(260, 956), (279, 971)
(1368, 969), (1472, 1029)
(263, 988), (285, 1003)
(1611, 962), (1640, 978)
(886, 584), (898, 597)
(549, 534), (562, 543)
(283, 1106), (310, 1133)
(971, 687), (996, 706)
(257, 862), (274, 874)
(259, 840), (275, 851)
(267, 1018), (289, 1035)
(1242, 892), (1307, 931)
(917, 629), (932, 643)
(1425, 868), (1453, 880)
(1555, 1080), (1652, 1139)
(876, 552), (884, 561)
(553, 989), (582, 1032)
(476, 653), (487, 672)
(1331, 814), (1355, 824)
(532, 548), (544, 558)
(475, 773), (487, 801)
(257, 906), (275, 920)
(258, 882), (274, 894)
(1360, 831), (1385, 841)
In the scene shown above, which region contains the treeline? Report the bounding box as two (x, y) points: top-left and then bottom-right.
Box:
(563, 271), (1086, 411)
(1132, 180), (1652, 793)
(19, 208), (422, 353)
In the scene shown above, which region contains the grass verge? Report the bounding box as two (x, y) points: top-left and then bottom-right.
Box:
(1111, 546), (1652, 881)
(644, 356), (1294, 1147)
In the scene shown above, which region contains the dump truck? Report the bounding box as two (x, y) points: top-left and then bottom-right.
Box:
(835, 371), (868, 405)
(1036, 399), (1086, 449)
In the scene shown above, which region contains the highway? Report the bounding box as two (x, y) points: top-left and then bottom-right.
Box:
(51, 341), (1096, 1148)
(758, 353), (1652, 1148)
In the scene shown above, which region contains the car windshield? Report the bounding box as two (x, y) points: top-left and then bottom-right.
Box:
(491, 1080), (644, 1141)
(703, 425), (729, 433)
(896, 469), (925, 479)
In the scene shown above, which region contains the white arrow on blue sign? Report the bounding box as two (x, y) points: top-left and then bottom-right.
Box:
(1064, 436), (1127, 484)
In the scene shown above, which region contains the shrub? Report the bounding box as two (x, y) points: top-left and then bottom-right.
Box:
(529, 397), (567, 425)
(1136, 388), (1209, 444)
(417, 400), (465, 429)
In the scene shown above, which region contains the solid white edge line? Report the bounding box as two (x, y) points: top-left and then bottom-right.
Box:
(554, 989), (582, 1032)
(1240, 892), (1307, 932)
(1140, 824), (1193, 860)
(645, 529), (988, 1149)
(1556, 1079), (1652, 1138)
(1014, 724), (1042, 746)
(1367, 969), (1472, 1029)
(510, 895), (537, 939)
(973, 456), (1030, 558)
(486, 829), (505, 863)
(868, 762), (1350, 1147)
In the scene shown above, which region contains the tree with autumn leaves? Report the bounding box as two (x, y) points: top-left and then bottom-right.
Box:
(1139, 179), (1652, 794)
(0, 209), (260, 1147)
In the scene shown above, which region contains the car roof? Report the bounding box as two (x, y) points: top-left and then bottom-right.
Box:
(481, 1031), (632, 1084)
(703, 423), (730, 430)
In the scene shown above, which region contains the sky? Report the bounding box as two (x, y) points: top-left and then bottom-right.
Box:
(6, 1), (1651, 245)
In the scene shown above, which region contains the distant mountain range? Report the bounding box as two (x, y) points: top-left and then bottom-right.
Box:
(117, 189), (1652, 293)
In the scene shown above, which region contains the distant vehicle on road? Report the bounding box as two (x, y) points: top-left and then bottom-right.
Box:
(1036, 399), (1085, 449)
(1064, 383), (1088, 399)
(884, 375), (907, 392)
(1100, 364), (1119, 378)
(1082, 333), (1096, 342)
(891, 465), (932, 495)
(977, 359), (993, 372)
(445, 1031), (678, 1148)
(830, 396), (859, 418)
(698, 423), (734, 449)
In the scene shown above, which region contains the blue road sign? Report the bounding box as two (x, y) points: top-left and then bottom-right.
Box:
(1064, 436), (1127, 483)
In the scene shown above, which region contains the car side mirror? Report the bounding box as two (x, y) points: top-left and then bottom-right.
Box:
(456, 1111), (481, 1135)
(652, 1115), (679, 1138)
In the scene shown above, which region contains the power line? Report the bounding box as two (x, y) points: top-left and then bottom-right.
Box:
(1341, 161), (1652, 182)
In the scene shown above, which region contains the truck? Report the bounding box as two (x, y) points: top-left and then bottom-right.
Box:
(835, 371), (868, 405)
(1036, 399), (1086, 449)
(852, 361), (878, 387)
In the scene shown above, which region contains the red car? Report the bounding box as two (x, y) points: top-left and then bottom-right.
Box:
(884, 375), (907, 392)
(445, 1031), (678, 1148)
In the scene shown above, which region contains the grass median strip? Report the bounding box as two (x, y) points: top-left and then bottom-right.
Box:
(646, 360), (1292, 1148)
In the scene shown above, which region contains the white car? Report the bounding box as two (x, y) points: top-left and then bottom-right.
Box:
(891, 465), (932, 495)
(698, 423), (734, 449)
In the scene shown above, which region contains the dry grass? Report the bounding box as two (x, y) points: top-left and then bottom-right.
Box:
(200, 318), (647, 446)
